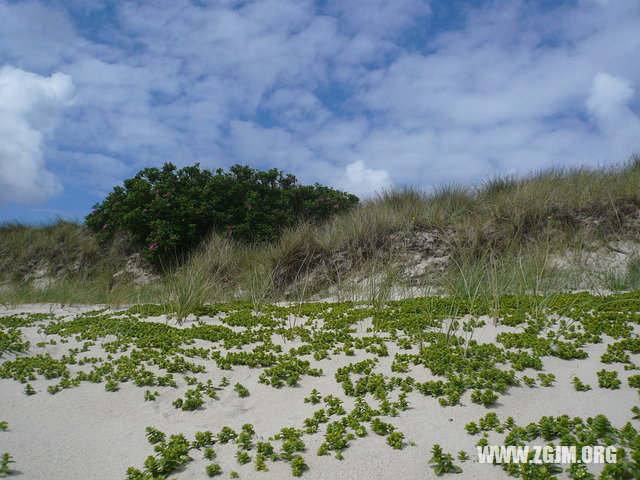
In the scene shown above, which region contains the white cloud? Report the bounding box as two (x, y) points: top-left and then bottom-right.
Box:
(338, 159), (393, 198)
(0, 0), (639, 219)
(586, 72), (640, 158)
(345, 0), (640, 185)
(587, 72), (635, 117)
(0, 65), (74, 205)
(325, 0), (431, 38)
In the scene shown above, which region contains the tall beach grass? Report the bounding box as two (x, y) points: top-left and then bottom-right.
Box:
(2, 157), (640, 312)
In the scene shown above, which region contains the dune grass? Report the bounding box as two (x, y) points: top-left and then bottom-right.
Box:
(2, 157), (640, 310)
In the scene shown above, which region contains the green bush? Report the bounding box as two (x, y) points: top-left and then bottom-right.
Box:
(86, 163), (358, 265)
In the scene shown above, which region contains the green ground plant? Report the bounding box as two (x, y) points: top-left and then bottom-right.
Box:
(387, 431), (404, 449)
(3, 291), (640, 478)
(234, 383), (250, 398)
(572, 376), (592, 391)
(0, 453), (14, 478)
(469, 412), (640, 479)
(597, 370), (621, 389)
(206, 463), (222, 477)
(428, 444), (462, 475)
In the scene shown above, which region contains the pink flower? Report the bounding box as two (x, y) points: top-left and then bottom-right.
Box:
(166, 203), (170, 207)
(319, 198), (323, 202)
(143, 208), (147, 212)
(149, 242), (157, 250)
(165, 193), (170, 197)
(334, 204), (339, 208)
(91, 209), (96, 214)
(326, 197), (330, 201)
(248, 204), (252, 210)
(103, 224), (108, 229)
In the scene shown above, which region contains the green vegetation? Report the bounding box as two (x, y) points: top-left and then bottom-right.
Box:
(597, 369), (621, 389)
(470, 388), (498, 407)
(387, 431), (404, 449)
(85, 162), (357, 265)
(0, 422), (13, 478)
(145, 427), (165, 445)
(235, 450), (251, 465)
(537, 372), (556, 387)
(172, 388), (204, 410)
(469, 411), (640, 479)
(2, 290), (640, 477)
(234, 383), (250, 398)
(204, 448), (216, 461)
(572, 376), (592, 391)
(428, 444), (462, 475)
(144, 390), (159, 401)
(304, 389), (322, 404)
(206, 463), (222, 477)
(0, 453), (14, 478)
(291, 455), (307, 477)
(6, 160), (640, 479)
(4, 159), (640, 307)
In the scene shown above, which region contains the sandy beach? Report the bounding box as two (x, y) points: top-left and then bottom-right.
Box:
(1, 299), (638, 480)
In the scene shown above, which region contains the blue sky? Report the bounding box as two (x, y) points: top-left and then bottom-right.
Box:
(0, 0), (639, 224)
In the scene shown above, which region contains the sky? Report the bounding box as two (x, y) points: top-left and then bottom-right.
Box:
(0, 0), (639, 223)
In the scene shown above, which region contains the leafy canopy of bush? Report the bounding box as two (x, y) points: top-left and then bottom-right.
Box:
(85, 163), (358, 264)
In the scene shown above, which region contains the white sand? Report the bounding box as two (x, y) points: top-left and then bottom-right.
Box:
(0, 304), (637, 480)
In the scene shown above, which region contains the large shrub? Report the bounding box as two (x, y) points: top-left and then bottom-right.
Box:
(85, 163), (358, 265)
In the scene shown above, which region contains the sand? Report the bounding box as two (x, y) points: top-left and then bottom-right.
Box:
(0, 303), (637, 480)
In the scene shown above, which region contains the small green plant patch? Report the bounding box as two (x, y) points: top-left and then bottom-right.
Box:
(234, 383), (250, 398)
(597, 369), (621, 390)
(572, 376), (591, 391)
(0, 452), (14, 478)
(429, 444), (462, 475)
(206, 463), (222, 477)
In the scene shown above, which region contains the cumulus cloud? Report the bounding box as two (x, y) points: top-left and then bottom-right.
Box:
(0, 65), (73, 205)
(337, 159), (393, 198)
